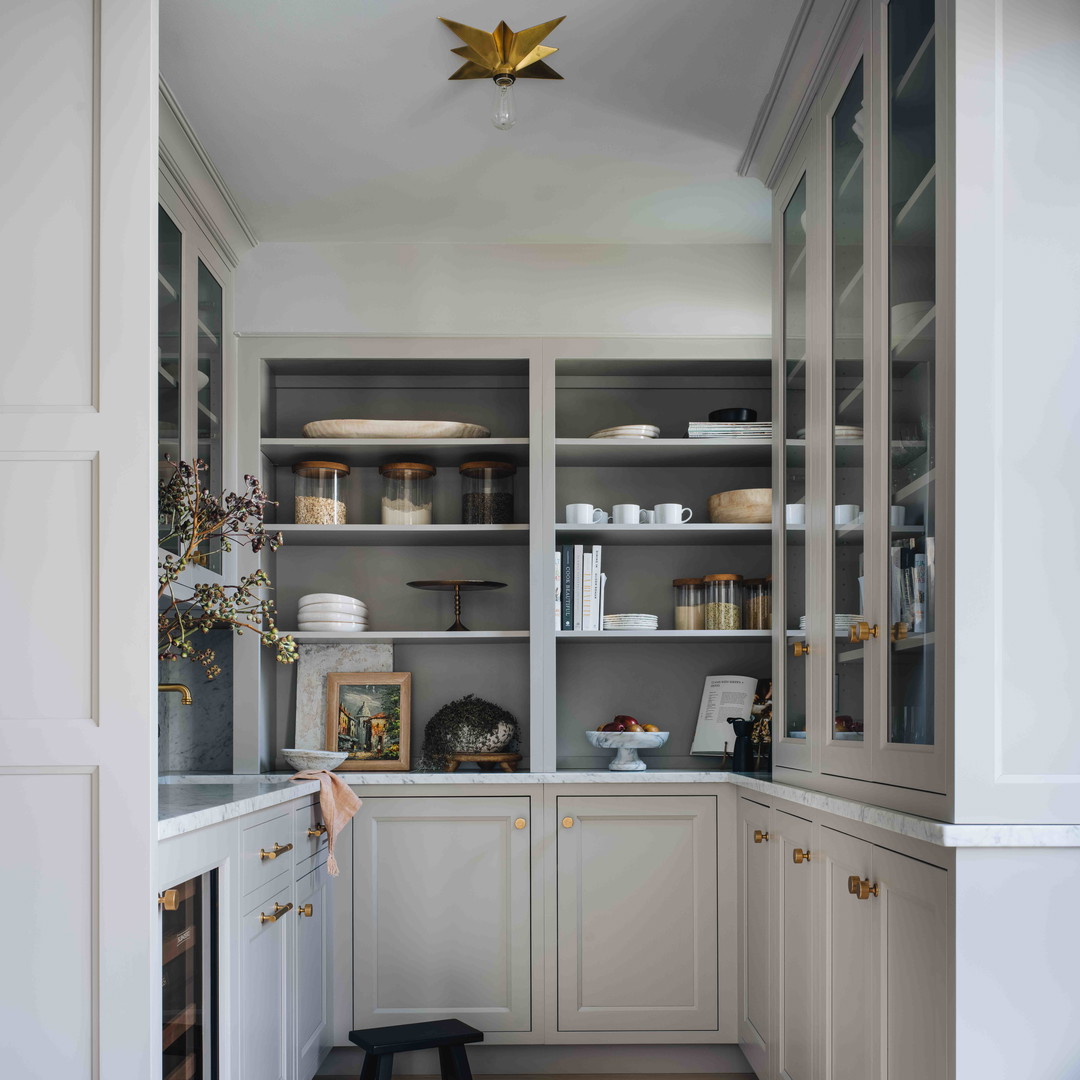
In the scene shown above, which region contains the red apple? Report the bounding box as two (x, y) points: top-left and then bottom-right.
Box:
(613, 714), (638, 726)
(601, 719), (627, 732)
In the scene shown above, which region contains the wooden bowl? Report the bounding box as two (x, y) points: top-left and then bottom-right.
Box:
(708, 488), (772, 524)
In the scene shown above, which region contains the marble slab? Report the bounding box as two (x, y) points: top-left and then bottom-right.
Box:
(158, 779), (320, 840)
(293, 643), (393, 749)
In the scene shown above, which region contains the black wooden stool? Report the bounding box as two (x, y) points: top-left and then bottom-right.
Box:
(348, 1018), (483, 1079)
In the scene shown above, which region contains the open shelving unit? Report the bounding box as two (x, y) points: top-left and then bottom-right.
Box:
(235, 336), (773, 775)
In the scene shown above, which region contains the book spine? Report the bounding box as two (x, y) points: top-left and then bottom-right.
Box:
(561, 546), (574, 631)
(581, 552), (594, 631)
(555, 550), (562, 630)
(591, 545), (602, 632)
(599, 573), (607, 628)
(573, 544), (584, 631)
(912, 553), (927, 634)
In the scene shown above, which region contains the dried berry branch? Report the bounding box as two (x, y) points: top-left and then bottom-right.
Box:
(159, 459), (297, 679)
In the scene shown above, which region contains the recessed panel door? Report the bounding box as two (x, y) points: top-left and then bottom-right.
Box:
(737, 797), (772, 1072)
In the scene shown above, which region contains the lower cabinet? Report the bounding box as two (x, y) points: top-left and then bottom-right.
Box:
(294, 860), (331, 1080)
(738, 796), (949, 1080)
(351, 796), (534, 1032)
(239, 881), (292, 1080)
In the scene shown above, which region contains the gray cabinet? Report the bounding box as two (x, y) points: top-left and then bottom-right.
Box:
(737, 797), (772, 1072)
(294, 860), (330, 1080)
(352, 796), (534, 1032)
(556, 795), (718, 1032)
(239, 881), (292, 1080)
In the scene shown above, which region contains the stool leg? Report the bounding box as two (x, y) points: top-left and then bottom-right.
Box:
(374, 1053), (394, 1080)
(359, 1050), (378, 1080)
(443, 1045), (473, 1080)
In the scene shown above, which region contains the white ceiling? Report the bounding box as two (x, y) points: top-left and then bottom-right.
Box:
(160, 0), (800, 245)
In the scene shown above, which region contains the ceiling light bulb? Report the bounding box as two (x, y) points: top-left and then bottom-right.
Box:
(492, 75), (516, 131)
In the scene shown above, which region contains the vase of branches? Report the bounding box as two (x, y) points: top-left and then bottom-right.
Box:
(158, 459), (297, 685)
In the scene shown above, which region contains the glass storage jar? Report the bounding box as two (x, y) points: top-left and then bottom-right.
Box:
(292, 460), (349, 524)
(379, 461), (435, 525)
(704, 574), (743, 629)
(673, 578), (706, 630)
(459, 460), (516, 524)
(743, 576), (772, 630)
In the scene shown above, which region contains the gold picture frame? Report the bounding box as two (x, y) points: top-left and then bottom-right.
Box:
(325, 672), (411, 771)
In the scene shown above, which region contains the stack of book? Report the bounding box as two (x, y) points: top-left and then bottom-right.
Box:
(890, 536), (931, 635)
(556, 544), (606, 631)
(687, 421), (773, 439)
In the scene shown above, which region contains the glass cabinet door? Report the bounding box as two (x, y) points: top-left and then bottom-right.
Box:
(158, 207), (183, 551)
(196, 260), (224, 573)
(779, 173), (809, 758)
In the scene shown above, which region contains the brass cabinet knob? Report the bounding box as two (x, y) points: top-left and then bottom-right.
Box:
(259, 842), (293, 860)
(753, 830), (770, 844)
(847, 874), (861, 895)
(562, 816), (574, 829)
(297, 904), (314, 918)
(259, 902), (293, 924)
(849, 621), (880, 643)
(307, 823), (328, 838)
(793, 641), (810, 657)
(850, 877), (879, 900)
(892, 622), (909, 642)
(792, 848), (811, 864)
(157, 889), (180, 911)
(514, 818), (527, 830)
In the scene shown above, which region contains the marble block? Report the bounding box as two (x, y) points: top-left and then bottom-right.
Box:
(294, 643), (393, 749)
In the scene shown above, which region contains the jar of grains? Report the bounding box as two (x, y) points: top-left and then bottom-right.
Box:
(743, 576), (772, 630)
(379, 462), (435, 525)
(459, 460), (516, 524)
(672, 578), (706, 630)
(704, 573), (743, 629)
(292, 460), (349, 524)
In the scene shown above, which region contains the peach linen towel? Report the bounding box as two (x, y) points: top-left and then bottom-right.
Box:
(291, 769), (361, 876)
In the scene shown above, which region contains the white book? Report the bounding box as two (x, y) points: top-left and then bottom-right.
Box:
(572, 544), (584, 631)
(554, 550), (562, 630)
(690, 675), (759, 756)
(581, 552), (594, 631)
(590, 545), (603, 632)
(599, 572), (607, 629)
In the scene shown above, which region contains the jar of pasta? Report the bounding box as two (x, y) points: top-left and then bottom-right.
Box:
(704, 574), (743, 629)
(292, 460), (349, 524)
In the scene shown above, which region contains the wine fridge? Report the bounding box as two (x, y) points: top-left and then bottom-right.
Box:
(161, 870), (219, 1080)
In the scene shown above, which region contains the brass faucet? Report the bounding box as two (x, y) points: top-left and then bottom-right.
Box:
(158, 683), (193, 706)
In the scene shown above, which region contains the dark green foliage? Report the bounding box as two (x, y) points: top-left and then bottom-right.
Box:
(417, 693), (520, 772)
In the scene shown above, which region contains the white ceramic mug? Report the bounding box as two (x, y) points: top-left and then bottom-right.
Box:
(639, 509), (656, 524)
(566, 503), (608, 524)
(890, 505), (906, 526)
(785, 503), (806, 526)
(611, 503), (641, 525)
(655, 503), (693, 524)
(834, 503), (859, 525)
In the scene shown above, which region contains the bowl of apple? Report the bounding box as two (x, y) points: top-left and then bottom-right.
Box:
(586, 716), (669, 771)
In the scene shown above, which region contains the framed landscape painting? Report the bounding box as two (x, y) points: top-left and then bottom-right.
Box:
(325, 671), (411, 771)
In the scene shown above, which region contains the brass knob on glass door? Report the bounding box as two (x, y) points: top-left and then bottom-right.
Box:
(562, 816), (574, 829)
(157, 889), (179, 911)
(793, 848), (811, 864)
(297, 904), (314, 918)
(514, 818), (527, 830)
(753, 830), (769, 844)
(849, 621), (879, 643)
(892, 622), (909, 642)
(793, 641), (810, 657)
(259, 842), (293, 860)
(307, 823), (328, 838)
(851, 877), (879, 901)
(259, 902), (293, 924)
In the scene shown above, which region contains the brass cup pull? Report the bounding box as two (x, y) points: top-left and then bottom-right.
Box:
(297, 904), (314, 918)
(307, 823), (328, 838)
(562, 816), (574, 829)
(514, 818), (527, 830)
(158, 889), (180, 911)
(849, 621), (880, 643)
(259, 842), (293, 860)
(851, 877), (879, 901)
(259, 902), (293, 924)
(793, 848), (811, 864)
(753, 830), (770, 844)
(793, 641), (810, 657)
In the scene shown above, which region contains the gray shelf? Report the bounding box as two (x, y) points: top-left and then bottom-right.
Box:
(556, 630), (772, 643)
(556, 438), (771, 468)
(555, 523), (771, 546)
(274, 524), (529, 547)
(283, 630), (528, 644)
(260, 438), (530, 468)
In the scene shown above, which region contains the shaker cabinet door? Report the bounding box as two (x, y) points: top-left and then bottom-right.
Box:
(737, 797), (773, 1073)
(294, 862), (330, 1080)
(239, 884), (292, 1080)
(352, 797), (533, 1032)
(557, 796), (718, 1032)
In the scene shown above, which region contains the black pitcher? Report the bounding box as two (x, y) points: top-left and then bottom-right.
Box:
(727, 717), (755, 773)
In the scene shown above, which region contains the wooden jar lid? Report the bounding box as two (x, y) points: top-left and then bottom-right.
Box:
(291, 460), (350, 476)
(378, 461), (437, 476)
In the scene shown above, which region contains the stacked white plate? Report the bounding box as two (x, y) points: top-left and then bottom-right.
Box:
(298, 592), (368, 633)
(588, 424), (660, 440)
(687, 422), (772, 439)
(603, 613), (660, 631)
(798, 613), (860, 634)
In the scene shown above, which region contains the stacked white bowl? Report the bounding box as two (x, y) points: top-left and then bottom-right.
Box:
(298, 593), (368, 632)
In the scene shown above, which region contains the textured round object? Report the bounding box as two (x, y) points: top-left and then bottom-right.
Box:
(708, 488), (773, 524)
(451, 719), (517, 754)
(281, 748), (348, 771)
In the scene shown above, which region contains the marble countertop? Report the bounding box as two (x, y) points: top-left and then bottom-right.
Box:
(157, 771), (1080, 847)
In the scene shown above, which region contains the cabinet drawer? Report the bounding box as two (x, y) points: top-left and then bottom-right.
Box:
(241, 812), (294, 897)
(293, 799), (329, 867)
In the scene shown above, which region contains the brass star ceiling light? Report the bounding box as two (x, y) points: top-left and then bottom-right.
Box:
(437, 15), (566, 130)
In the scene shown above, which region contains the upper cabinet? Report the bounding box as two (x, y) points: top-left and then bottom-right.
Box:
(771, 0), (950, 816)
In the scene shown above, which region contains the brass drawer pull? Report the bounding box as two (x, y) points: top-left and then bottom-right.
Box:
(260, 902), (293, 924)
(307, 823), (328, 838)
(157, 889), (179, 911)
(259, 842), (293, 860)
(514, 818), (527, 830)
(298, 904), (314, 918)
(793, 848), (811, 864)
(754, 830), (769, 844)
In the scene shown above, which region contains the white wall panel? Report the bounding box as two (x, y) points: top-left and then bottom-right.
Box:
(0, 455), (95, 722)
(0, 0), (95, 408)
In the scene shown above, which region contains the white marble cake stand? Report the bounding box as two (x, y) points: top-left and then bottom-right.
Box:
(585, 729), (669, 771)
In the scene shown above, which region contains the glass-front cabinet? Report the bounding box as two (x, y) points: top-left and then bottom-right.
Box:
(772, 0), (948, 806)
(158, 181), (232, 579)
